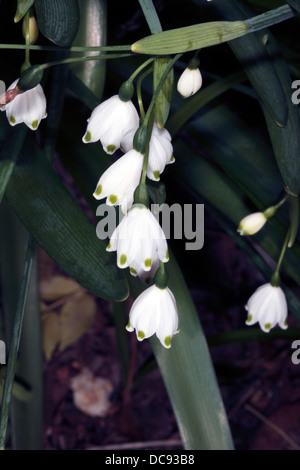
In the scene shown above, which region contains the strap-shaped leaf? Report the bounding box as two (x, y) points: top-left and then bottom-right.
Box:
(71, 0), (107, 99)
(201, 0), (300, 195)
(4, 132), (128, 302)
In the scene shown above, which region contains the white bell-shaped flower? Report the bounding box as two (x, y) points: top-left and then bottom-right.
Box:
(129, 254), (160, 283)
(245, 283), (288, 333)
(147, 123), (174, 181)
(1, 78), (47, 130)
(82, 95), (140, 155)
(107, 204), (169, 272)
(177, 67), (203, 98)
(121, 122), (174, 181)
(237, 212), (267, 236)
(93, 149), (144, 214)
(126, 284), (179, 348)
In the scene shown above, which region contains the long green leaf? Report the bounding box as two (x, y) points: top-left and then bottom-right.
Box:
(3, 127), (128, 302)
(202, 0), (300, 195)
(71, 0), (107, 99)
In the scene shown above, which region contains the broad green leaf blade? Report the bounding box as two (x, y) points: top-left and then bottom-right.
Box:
(4, 132), (128, 302)
(71, 0), (107, 99)
(128, 255), (234, 450)
(0, 125), (27, 205)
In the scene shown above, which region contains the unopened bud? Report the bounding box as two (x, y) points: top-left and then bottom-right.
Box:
(22, 15), (39, 45)
(17, 65), (44, 92)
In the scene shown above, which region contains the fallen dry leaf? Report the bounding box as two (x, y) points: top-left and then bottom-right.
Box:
(40, 275), (83, 302)
(70, 368), (113, 417)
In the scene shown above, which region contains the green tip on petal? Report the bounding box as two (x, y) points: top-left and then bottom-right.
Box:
(107, 241), (111, 250)
(264, 322), (271, 331)
(107, 144), (116, 153)
(120, 254), (127, 266)
(130, 267), (137, 276)
(10, 116), (16, 124)
(144, 258), (152, 268)
(138, 330), (145, 340)
(246, 314), (253, 324)
(165, 249), (169, 261)
(84, 131), (92, 142)
(94, 184), (102, 196)
(109, 194), (118, 204)
(32, 119), (38, 130)
(284, 319), (288, 327)
(164, 336), (171, 348)
(153, 170), (160, 180)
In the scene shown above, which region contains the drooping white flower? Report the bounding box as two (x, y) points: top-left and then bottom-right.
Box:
(129, 254), (160, 282)
(147, 122), (174, 181)
(121, 122), (174, 181)
(93, 149), (143, 214)
(1, 78), (47, 130)
(107, 204), (169, 272)
(245, 283), (288, 333)
(237, 212), (267, 236)
(177, 67), (203, 98)
(82, 94), (140, 155)
(126, 284), (179, 348)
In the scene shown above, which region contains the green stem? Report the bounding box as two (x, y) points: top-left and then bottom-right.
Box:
(0, 236), (37, 449)
(24, 11), (31, 69)
(138, 0), (163, 33)
(274, 193), (288, 211)
(144, 53), (182, 127)
(138, 53), (182, 183)
(275, 227), (291, 274)
(0, 43), (131, 52)
(128, 57), (155, 83)
(137, 66), (153, 120)
(40, 52), (134, 71)
(245, 5), (295, 32)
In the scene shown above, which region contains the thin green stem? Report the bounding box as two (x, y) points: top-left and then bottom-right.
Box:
(275, 227), (291, 274)
(24, 11), (31, 69)
(274, 194), (288, 211)
(139, 53), (182, 183)
(144, 53), (182, 127)
(0, 43), (132, 52)
(137, 66), (153, 120)
(0, 236), (37, 449)
(128, 57), (155, 83)
(40, 52), (134, 71)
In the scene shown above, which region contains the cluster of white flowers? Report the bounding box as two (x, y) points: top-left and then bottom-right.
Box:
(82, 83), (179, 348)
(0, 22), (291, 344)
